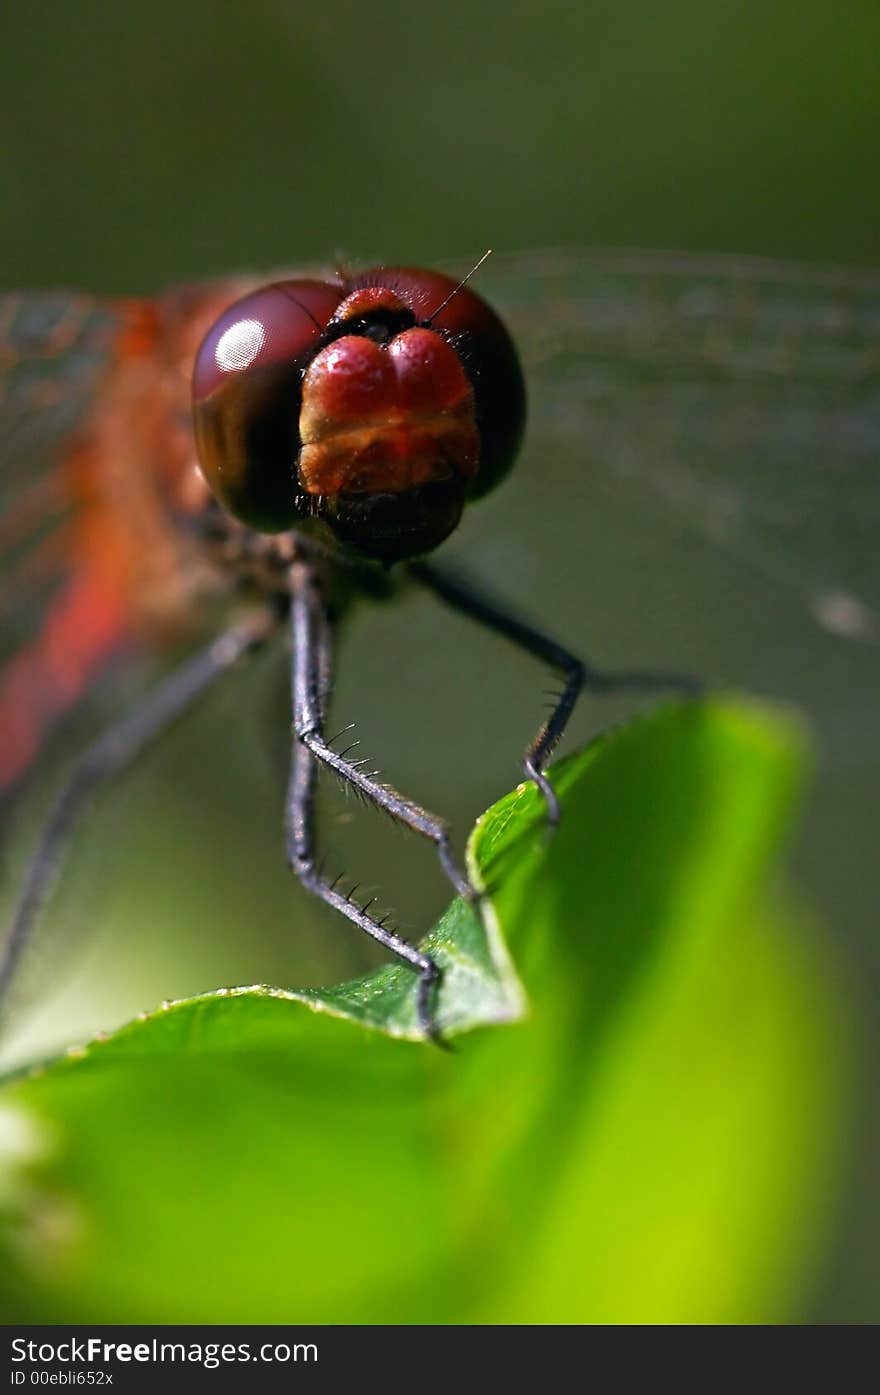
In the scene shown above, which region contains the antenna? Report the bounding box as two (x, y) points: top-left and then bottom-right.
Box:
(424, 249), (493, 326)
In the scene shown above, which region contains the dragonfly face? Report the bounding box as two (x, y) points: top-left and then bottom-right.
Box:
(191, 268), (526, 561)
(1, 251), (878, 1046)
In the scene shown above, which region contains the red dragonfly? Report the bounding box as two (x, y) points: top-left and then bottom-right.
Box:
(1, 250), (878, 1039)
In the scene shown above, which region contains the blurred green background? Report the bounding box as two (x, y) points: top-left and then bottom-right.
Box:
(2, 0), (878, 1323)
(2, 0), (879, 284)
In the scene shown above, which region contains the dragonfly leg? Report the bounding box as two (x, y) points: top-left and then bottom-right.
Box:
(408, 559), (701, 825)
(286, 560), (443, 1038)
(0, 609), (279, 1020)
(289, 561), (471, 900)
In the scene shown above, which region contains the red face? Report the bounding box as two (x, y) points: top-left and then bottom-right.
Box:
(191, 267), (526, 563)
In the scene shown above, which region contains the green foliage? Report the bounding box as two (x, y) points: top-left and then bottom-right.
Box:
(0, 699), (849, 1322)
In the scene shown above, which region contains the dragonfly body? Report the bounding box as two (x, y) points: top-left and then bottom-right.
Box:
(2, 250), (876, 1039)
(2, 263), (648, 1035)
(0, 281), (267, 789)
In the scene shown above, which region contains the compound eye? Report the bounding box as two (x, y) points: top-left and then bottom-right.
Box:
(192, 279), (342, 531)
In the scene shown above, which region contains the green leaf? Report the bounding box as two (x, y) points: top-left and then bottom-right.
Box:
(0, 698), (850, 1322)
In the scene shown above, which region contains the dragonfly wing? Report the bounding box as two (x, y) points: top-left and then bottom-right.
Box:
(485, 248), (880, 646)
(469, 249), (880, 780)
(0, 292), (135, 792)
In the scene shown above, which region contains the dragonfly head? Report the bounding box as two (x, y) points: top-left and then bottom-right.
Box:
(192, 266), (526, 564)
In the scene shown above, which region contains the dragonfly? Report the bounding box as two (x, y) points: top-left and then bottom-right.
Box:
(1, 249), (878, 1042)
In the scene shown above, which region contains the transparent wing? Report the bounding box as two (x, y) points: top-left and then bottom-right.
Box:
(0, 292), (134, 791)
(471, 249), (879, 774)
(486, 248), (879, 641)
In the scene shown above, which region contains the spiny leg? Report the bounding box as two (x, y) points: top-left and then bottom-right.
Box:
(408, 559), (700, 823)
(285, 560), (441, 1035)
(289, 561), (470, 900)
(1, 609), (279, 1021)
